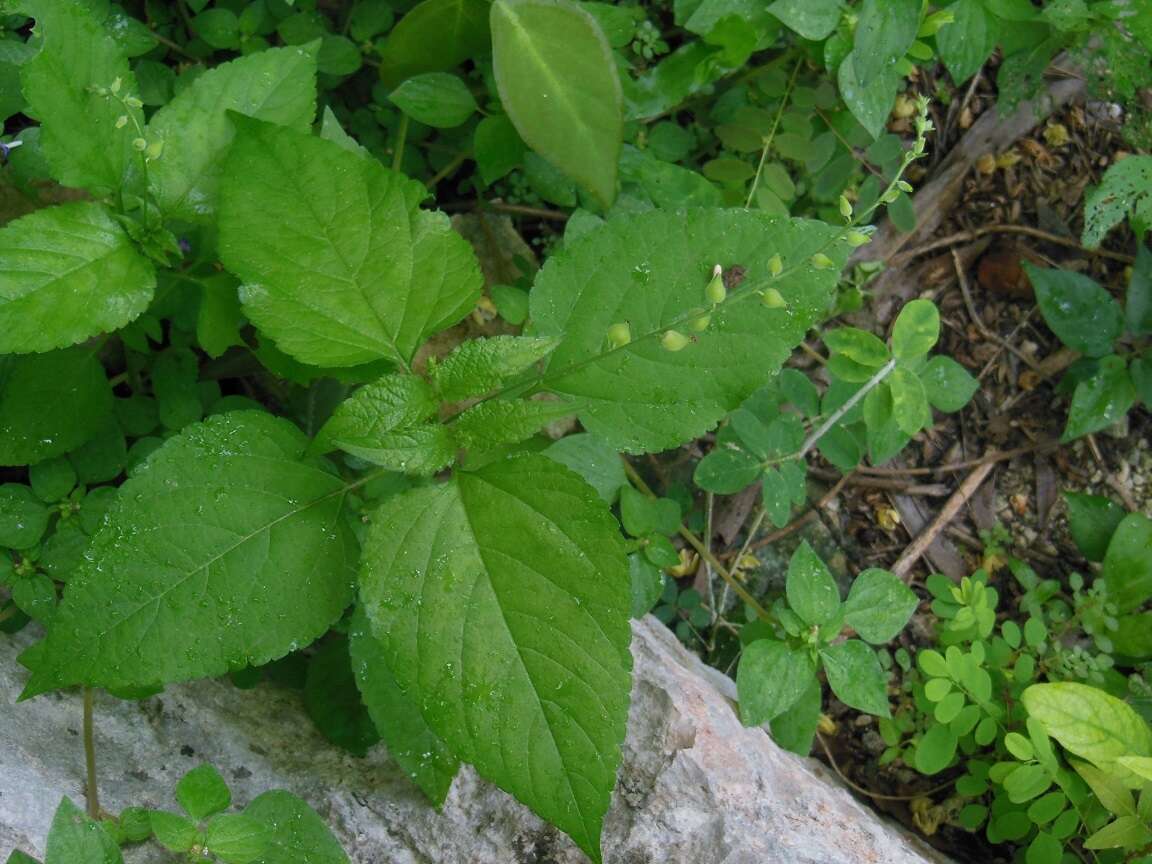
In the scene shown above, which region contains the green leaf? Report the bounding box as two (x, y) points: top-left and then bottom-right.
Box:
(823, 327), (890, 368)
(888, 366), (931, 435)
(919, 355), (978, 412)
(474, 115), (527, 185)
(197, 274), (245, 359)
(304, 636), (381, 757)
(149, 811), (198, 853)
(1074, 760), (1136, 817)
(0, 484), (49, 549)
(786, 541), (840, 626)
(1022, 682), (1152, 769)
(1065, 491), (1126, 562)
(767, 0), (841, 40)
(21, 412), (357, 697)
(891, 299), (940, 359)
(376, 0), (491, 88)
(205, 814), (272, 864)
(0, 347), (112, 467)
(491, 0), (622, 208)
(44, 797), (123, 864)
(318, 35), (362, 77)
(359, 455), (631, 861)
(1063, 356), (1136, 441)
(194, 8), (240, 50)
(820, 639), (890, 717)
(244, 790), (350, 864)
(527, 209), (849, 453)
(0, 202), (155, 353)
(843, 568), (918, 644)
(862, 382), (911, 464)
(769, 675), (821, 754)
(937, 0), (998, 82)
(628, 553), (664, 618)
(218, 117), (482, 368)
(737, 638), (817, 726)
(837, 50), (897, 139)
(20, 0), (142, 193)
(1026, 264), (1124, 357)
(1127, 245), (1152, 336)
(176, 763), (231, 820)
(1117, 755), (1152, 784)
(1103, 513), (1152, 613)
(449, 397), (577, 451)
(312, 375), (453, 475)
(1084, 815), (1152, 850)
(693, 445), (762, 494)
(1025, 832), (1062, 864)
(1003, 763), (1052, 804)
(430, 336), (559, 402)
(147, 43), (319, 222)
(1082, 156), (1152, 248)
(542, 433), (625, 504)
(348, 605), (459, 806)
(914, 723), (957, 774)
(619, 486), (680, 537)
(852, 0), (919, 87)
(390, 72), (477, 127)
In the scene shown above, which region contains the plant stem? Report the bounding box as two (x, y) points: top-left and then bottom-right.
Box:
(391, 114), (409, 173)
(620, 458), (774, 622)
(746, 57), (802, 209)
(426, 148), (472, 190)
(82, 687), (100, 819)
(798, 358), (896, 459)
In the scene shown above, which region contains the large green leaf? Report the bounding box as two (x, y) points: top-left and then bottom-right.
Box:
(1103, 514), (1152, 613)
(377, 0), (491, 88)
(0, 202), (154, 353)
(218, 117), (482, 368)
(491, 0), (622, 208)
(0, 347), (112, 467)
(937, 0), (998, 83)
(244, 790), (349, 864)
(737, 638), (816, 726)
(1023, 682), (1152, 769)
(348, 605), (459, 806)
(527, 209), (848, 453)
(20, 0), (142, 193)
(852, 0), (919, 87)
(147, 43), (318, 221)
(21, 412), (357, 697)
(359, 455), (631, 861)
(44, 797), (123, 864)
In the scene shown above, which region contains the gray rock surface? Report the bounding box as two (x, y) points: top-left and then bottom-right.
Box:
(2, 618), (950, 863)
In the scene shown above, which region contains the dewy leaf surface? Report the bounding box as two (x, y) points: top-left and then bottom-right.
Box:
(218, 117), (482, 368)
(491, 0), (622, 207)
(0, 202), (155, 353)
(21, 411), (357, 697)
(528, 209), (848, 453)
(359, 455), (631, 860)
(19, 0), (143, 193)
(0, 347), (112, 467)
(147, 43), (319, 221)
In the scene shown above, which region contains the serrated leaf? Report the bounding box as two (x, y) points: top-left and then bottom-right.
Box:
(0, 347), (112, 467)
(348, 605), (459, 806)
(449, 397), (576, 451)
(821, 639), (891, 716)
(359, 455), (631, 861)
(244, 790), (350, 864)
(844, 568), (918, 644)
(20, 0), (142, 193)
(147, 43), (319, 221)
(21, 412), (357, 697)
(0, 202), (155, 353)
(377, 0), (490, 88)
(218, 117), (482, 368)
(1023, 682), (1152, 770)
(304, 635), (380, 757)
(786, 541), (841, 627)
(527, 209), (849, 453)
(431, 335), (559, 401)
(491, 0), (622, 207)
(737, 638), (816, 726)
(1082, 156), (1152, 248)
(44, 797), (123, 864)
(542, 433), (625, 504)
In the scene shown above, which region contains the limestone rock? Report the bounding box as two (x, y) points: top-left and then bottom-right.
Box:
(1, 618), (949, 863)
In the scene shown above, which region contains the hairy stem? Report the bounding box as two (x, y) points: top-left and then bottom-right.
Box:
(798, 358), (896, 459)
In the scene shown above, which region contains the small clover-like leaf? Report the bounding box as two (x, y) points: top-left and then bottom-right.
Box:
(891, 299), (940, 360)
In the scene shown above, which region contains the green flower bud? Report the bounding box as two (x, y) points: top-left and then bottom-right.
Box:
(110, 77), (122, 94)
(607, 322), (632, 347)
(689, 314), (711, 332)
(767, 254), (783, 278)
(883, 189), (901, 204)
(761, 288), (787, 309)
(114, 115), (128, 129)
(705, 265), (726, 304)
(660, 330), (691, 352)
(846, 230), (872, 247)
(810, 253), (835, 270)
(838, 195), (853, 220)
(124, 96), (143, 109)
(132, 137), (148, 151)
(897, 180), (913, 193)
(145, 139), (164, 160)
